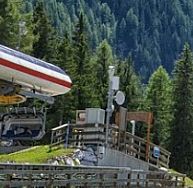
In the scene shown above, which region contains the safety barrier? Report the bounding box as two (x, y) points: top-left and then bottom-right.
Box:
(50, 123), (170, 168)
(0, 163), (185, 187)
(112, 127), (170, 168)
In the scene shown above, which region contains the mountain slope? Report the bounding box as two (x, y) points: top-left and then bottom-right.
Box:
(25, 0), (193, 80)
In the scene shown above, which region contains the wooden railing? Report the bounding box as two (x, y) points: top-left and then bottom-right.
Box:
(148, 141), (171, 168)
(50, 123), (69, 150)
(0, 163), (185, 187)
(111, 126), (171, 168)
(50, 123), (171, 168)
(50, 123), (106, 150)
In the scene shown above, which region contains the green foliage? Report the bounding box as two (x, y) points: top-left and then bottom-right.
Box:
(19, 13), (35, 54)
(116, 55), (142, 111)
(0, 0), (33, 51)
(32, 0), (58, 61)
(20, 0), (193, 80)
(70, 13), (92, 110)
(0, 0), (20, 47)
(0, 0), (34, 52)
(145, 66), (172, 147)
(93, 40), (113, 109)
(3, 0), (193, 176)
(47, 35), (74, 125)
(29, 1), (60, 134)
(170, 44), (193, 177)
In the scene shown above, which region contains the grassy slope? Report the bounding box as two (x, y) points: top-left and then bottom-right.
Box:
(186, 177), (193, 187)
(169, 169), (193, 187)
(0, 145), (74, 163)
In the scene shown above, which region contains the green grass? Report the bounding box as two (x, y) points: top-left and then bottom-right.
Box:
(0, 145), (74, 164)
(169, 169), (193, 187)
(185, 176), (193, 187)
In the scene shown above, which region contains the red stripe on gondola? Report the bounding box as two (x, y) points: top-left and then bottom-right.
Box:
(0, 58), (72, 88)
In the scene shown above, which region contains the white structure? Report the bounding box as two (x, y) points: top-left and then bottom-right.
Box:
(0, 45), (72, 104)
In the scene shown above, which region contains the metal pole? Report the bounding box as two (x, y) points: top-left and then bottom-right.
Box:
(65, 122), (70, 148)
(105, 66), (115, 147)
(130, 120), (135, 155)
(130, 120), (136, 136)
(146, 123), (151, 162)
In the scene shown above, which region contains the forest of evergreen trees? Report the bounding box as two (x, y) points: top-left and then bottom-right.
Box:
(1, 0), (193, 178)
(24, 0), (193, 81)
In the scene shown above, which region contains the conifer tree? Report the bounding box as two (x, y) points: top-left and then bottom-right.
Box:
(94, 39), (113, 109)
(145, 66), (172, 147)
(18, 14), (35, 54)
(70, 13), (92, 110)
(49, 35), (74, 124)
(32, 0), (57, 61)
(170, 44), (193, 176)
(0, 0), (22, 48)
(0, 0), (34, 53)
(31, 1), (60, 139)
(116, 55), (142, 111)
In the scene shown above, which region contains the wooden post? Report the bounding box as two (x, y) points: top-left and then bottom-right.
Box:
(84, 174), (88, 188)
(66, 174), (71, 188)
(47, 174), (53, 188)
(113, 173), (118, 187)
(49, 131), (54, 151)
(146, 113), (152, 162)
(127, 173), (131, 188)
(145, 123), (151, 162)
(145, 178), (148, 188)
(28, 174), (33, 188)
(182, 176), (186, 187)
(175, 176), (178, 187)
(124, 130), (127, 153)
(137, 173), (140, 187)
(138, 141), (141, 159)
(5, 174), (11, 188)
(99, 174), (104, 187)
(126, 112), (153, 162)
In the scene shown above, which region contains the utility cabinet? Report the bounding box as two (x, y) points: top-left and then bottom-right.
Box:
(85, 108), (105, 124)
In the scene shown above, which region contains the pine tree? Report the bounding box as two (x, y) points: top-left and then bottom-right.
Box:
(70, 12), (92, 110)
(19, 12), (35, 54)
(125, 8), (138, 50)
(170, 44), (193, 177)
(116, 55), (142, 111)
(0, 0), (21, 48)
(145, 66), (172, 147)
(32, 0), (57, 61)
(94, 39), (113, 109)
(50, 35), (74, 124)
(31, 1), (60, 140)
(0, 0), (34, 53)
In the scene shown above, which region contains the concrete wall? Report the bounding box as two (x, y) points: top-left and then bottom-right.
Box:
(0, 146), (29, 154)
(97, 147), (149, 171)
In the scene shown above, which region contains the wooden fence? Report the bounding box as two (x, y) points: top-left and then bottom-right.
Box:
(0, 163), (185, 187)
(112, 126), (170, 168)
(50, 123), (170, 169)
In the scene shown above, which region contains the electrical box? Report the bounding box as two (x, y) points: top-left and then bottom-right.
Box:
(112, 76), (119, 90)
(86, 108), (105, 124)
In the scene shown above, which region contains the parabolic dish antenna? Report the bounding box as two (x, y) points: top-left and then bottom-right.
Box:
(115, 91), (125, 105)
